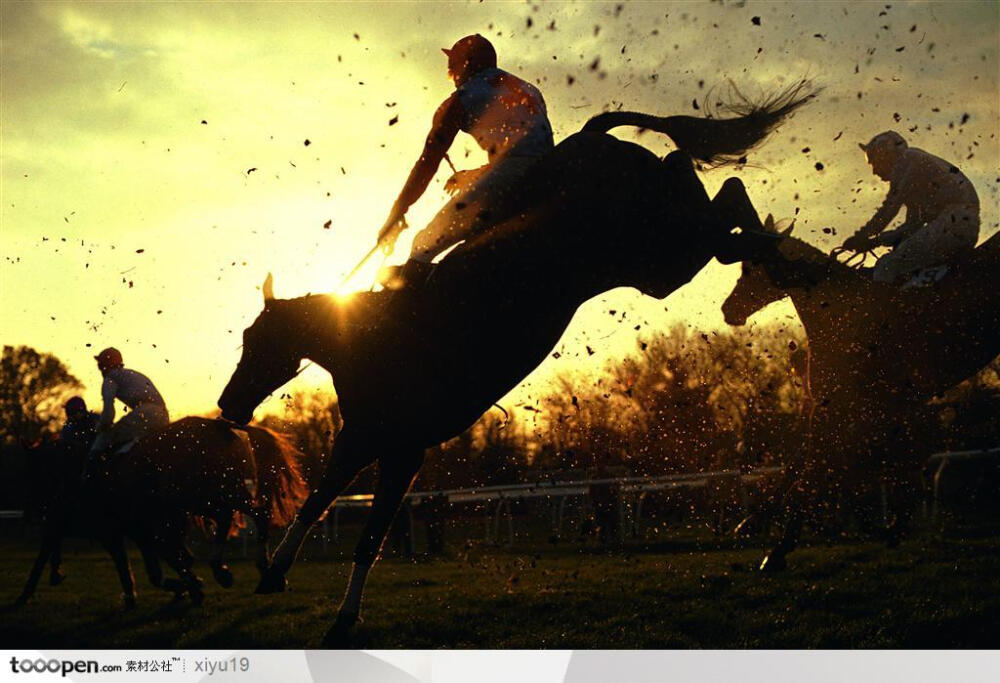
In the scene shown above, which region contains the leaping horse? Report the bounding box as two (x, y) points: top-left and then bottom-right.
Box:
(722, 223), (1000, 569)
(218, 82), (819, 645)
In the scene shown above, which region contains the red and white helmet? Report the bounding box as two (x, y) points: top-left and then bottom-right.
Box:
(95, 347), (124, 372)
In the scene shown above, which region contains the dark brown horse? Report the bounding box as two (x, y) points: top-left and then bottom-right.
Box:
(15, 437), (146, 608)
(218, 85), (819, 645)
(15, 417), (306, 606)
(722, 224), (1000, 568)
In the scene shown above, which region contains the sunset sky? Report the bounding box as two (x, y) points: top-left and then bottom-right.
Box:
(2, 1), (997, 422)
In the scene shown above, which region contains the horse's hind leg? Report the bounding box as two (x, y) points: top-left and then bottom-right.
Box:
(154, 514), (204, 605)
(712, 177), (765, 233)
(103, 533), (138, 609)
(208, 512), (235, 589)
(137, 542), (172, 594)
(258, 426), (376, 593)
(709, 177), (779, 264)
(323, 448), (424, 647)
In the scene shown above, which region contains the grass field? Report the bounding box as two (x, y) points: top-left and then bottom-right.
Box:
(2, 523), (999, 649)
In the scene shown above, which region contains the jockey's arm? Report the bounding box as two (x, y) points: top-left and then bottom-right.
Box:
(99, 377), (117, 431)
(379, 95), (463, 242)
(856, 186), (904, 241)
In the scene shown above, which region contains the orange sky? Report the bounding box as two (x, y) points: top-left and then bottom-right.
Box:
(1, 1), (997, 423)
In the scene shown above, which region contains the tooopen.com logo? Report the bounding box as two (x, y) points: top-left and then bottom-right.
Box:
(9, 657), (122, 676)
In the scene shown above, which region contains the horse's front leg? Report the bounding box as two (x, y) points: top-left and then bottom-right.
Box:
(323, 448), (424, 647)
(759, 469), (809, 572)
(49, 537), (65, 586)
(251, 506), (273, 576)
(257, 426), (376, 594)
(209, 511), (235, 588)
(15, 528), (58, 606)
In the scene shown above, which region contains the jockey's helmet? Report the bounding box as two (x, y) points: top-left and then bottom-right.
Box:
(64, 396), (87, 415)
(442, 34), (497, 83)
(859, 130), (907, 177)
(95, 347), (124, 372)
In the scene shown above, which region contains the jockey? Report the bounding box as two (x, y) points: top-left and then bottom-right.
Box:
(376, 34), (554, 284)
(60, 396), (100, 454)
(841, 130), (979, 284)
(88, 348), (169, 460)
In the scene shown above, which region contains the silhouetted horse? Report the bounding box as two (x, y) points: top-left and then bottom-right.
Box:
(218, 83), (818, 645)
(15, 418), (306, 607)
(722, 224), (1000, 569)
(15, 437), (150, 608)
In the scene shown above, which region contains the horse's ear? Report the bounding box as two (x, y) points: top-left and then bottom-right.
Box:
(780, 222), (795, 237)
(262, 273), (275, 303)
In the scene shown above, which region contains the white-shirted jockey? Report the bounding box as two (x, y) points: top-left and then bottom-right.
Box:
(89, 347), (169, 457)
(377, 34), (553, 279)
(842, 130), (980, 284)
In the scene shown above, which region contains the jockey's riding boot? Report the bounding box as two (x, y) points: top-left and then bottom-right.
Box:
(379, 259), (434, 290)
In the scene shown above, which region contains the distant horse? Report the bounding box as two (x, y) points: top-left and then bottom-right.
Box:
(15, 418), (306, 606)
(15, 437), (146, 608)
(218, 82), (819, 644)
(722, 223), (1000, 568)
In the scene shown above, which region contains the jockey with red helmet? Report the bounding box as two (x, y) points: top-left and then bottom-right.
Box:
(376, 34), (553, 282)
(88, 347), (169, 458)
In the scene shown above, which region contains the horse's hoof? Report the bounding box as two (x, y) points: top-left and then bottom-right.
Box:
(758, 552), (787, 573)
(255, 568), (288, 595)
(123, 594), (138, 610)
(49, 571), (66, 587)
(212, 564), (235, 589)
(321, 612), (360, 648)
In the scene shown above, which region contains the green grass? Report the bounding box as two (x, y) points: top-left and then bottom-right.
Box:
(2, 531), (999, 649)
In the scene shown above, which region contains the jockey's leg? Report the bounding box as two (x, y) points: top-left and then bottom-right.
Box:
(874, 211), (978, 283)
(259, 426), (377, 592)
(324, 447), (424, 645)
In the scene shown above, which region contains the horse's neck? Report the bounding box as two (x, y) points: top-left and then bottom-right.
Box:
(769, 240), (868, 362)
(285, 295), (337, 360)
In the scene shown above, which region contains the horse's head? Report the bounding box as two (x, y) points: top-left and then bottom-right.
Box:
(722, 260), (789, 326)
(218, 274), (305, 425)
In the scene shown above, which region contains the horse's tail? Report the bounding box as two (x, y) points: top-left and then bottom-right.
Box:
(244, 426), (309, 528)
(581, 79), (821, 165)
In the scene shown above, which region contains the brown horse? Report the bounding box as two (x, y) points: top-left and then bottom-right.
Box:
(15, 437), (148, 608)
(15, 417), (306, 606)
(722, 223), (1000, 568)
(218, 84), (819, 644)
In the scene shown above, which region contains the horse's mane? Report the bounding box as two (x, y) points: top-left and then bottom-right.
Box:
(243, 425), (309, 527)
(770, 235), (862, 289)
